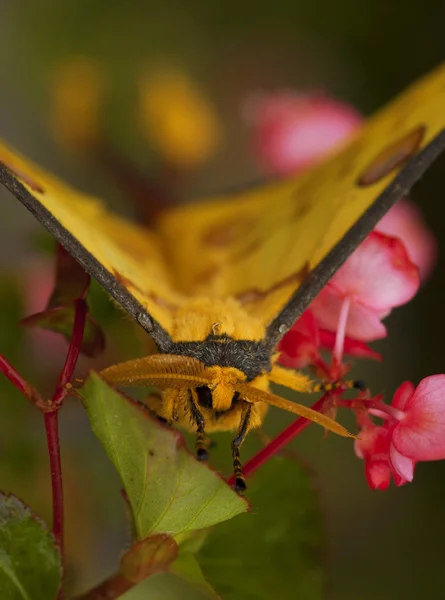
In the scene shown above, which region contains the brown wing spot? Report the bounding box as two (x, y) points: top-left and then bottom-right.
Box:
(1, 160), (45, 193)
(148, 293), (177, 310)
(292, 198), (313, 221)
(231, 238), (262, 263)
(203, 218), (256, 247)
(357, 125), (426, 187)
(237, 263), (310, 304)
(192, 264), (219, 285)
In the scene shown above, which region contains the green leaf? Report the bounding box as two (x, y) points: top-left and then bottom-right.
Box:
(80, 373), (247, 538)
(0, 493), (62, 600)
(120, 571), (218, 600)
(198, 457), (324, 600)
(171, 552), (219, 599)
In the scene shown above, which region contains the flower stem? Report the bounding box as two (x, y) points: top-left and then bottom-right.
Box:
(0, 354), (41, 404)
(228, 396), (327, 487)
(44, 411), (64, 553)
(53, 298), (87, 406)
(45, 297), (87, 561)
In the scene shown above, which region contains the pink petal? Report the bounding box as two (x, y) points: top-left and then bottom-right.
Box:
(354, 425), (390, 459)
(376, 199), (437, 283)
(319, 329), (382, 361)
(326, 232), (420, 312)
(392, 471), (410, 487)
(311, 287), (388, 341)
(392, 381), (415, 411)
(245, 92), (362, 175)
(392, 375), (445, 461)
(365, 460), (391, 491)
(389, 443), (415, 482)
(278, 310), (320, 368)
(278, 330), (318, 369)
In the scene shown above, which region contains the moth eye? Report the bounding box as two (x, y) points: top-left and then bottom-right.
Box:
(0, 160), (45, 194)
(196, 386), (213, 409)
(357, 124), (426, 186)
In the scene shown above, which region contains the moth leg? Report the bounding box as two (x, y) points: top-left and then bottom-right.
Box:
(231, 402), (252, 493)
(270, 365), (366, 394)
(311, 379), (367, 393)
(204, 436), (217, 449)
(188, 390), (209, 461)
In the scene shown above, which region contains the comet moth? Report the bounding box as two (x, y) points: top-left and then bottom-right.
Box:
(1, 64), (445, 490)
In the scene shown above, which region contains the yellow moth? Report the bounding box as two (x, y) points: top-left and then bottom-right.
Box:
(1, 64), (445, 490)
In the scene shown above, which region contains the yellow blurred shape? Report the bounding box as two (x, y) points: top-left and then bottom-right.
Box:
(50, 56), (105, 152)
(139, 69), (221, 169)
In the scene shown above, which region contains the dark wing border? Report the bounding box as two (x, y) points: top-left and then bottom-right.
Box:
(0, 164), (173, 352)
(265, 129), (445, 349)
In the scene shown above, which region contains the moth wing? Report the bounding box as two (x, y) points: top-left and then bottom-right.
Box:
(0, 145), (180, 348)
(158, 63), (445, 341)
(1, 64), (445, 349)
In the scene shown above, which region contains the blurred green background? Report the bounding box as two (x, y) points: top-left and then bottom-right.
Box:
(0, 0), (444, 598)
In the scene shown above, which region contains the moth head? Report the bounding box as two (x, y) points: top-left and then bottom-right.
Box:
(100, 355), (247, 413)
(205, 366), (246, 412)
(99, 354), (352, 438)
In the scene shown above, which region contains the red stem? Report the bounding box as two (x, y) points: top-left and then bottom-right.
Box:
(0, 353), (40, 402)
(53, 298), (87, 405)
(45, 411), (64, 553)
(228, 396), (327, 487)
(46, 298), (87, 560)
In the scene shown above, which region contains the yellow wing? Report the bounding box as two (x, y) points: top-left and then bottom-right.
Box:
(158, 63), (445, 342)
(0, 144), (181, 348)
(1, 63), (445, 350)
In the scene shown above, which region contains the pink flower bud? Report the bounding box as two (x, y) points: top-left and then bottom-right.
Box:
(245, 92), (362, 175)
(376, 199), (437, 283)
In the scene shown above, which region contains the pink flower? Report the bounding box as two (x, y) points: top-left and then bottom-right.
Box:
(278, 309), (380, 371)
(244, 92), (362, 175)
(310, 231), (420, 342)
(391, 376), (445, 462)
(354, 425), (395, 490)
(376, 198), (437, 283)
(278, 310), (320, 370)
(355, 376), (445, 489)
(354, 421), (415, 490)
(318, 329), (381, 362)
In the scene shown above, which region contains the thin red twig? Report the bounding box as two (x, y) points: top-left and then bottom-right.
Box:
(46, 297), (87, 559)
(53, 298), (87, 406)
(228, 396), (327, 487)
(0, 353), (41, 404)
(44, 411), (64, 552)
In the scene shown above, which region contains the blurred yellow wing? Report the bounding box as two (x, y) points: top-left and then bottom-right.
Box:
(1, 63), (445, 351)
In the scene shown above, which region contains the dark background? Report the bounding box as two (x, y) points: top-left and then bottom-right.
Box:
(0, 1), (444, 598)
